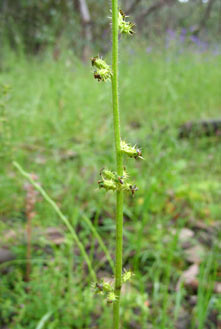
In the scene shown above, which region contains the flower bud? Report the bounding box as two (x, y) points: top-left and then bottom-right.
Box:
(120, 140), (143, 159)
(101, 169), (124, 184)
(98, 168), (137, 195)
(102, 281), (113, 293)
(91, 56), (112, 82)
(98, 179), (117, 191)
(122, 183), (138, 196)
(118, 10), (135, 35)
(122, 270), (134, 283)
(107, 292), (117, 303)
(92, 282), (104, 295)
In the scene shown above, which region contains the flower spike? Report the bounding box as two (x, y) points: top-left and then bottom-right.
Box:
(90, 2), (142, 324)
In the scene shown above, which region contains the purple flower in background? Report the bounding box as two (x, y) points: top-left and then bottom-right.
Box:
(190, 34), (200, 45)
(190, 34), (208, 52)
(189, 25), (197, 32)
(212, 45), (221, 56)
(180, 35), (185, 43)
(165, 28), (176, 48)
(129, 48), (135, 55)
(163, 26), (212, 54)
(146, 46), (152, 53)
(200, 41), (208, 52)
(167, 28), (176, 40)
(180, 28), (187, 43)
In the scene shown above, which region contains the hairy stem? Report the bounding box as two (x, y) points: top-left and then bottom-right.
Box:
(13, 161), (96, 281)
(111, 1), (124, 328)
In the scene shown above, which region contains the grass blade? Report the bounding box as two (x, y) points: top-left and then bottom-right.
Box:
(82, 213), (115, 272)
(36, 312), (53, 329)
(13, 161), (96, 281)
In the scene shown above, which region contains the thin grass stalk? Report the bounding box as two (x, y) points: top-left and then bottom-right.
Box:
(13, 161), (96, 281)
(111, 0), (124, 327)
(82, 214), (115, 272)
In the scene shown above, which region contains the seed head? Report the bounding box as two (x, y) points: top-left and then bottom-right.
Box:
(98, 168), (137, 195)
(102, 281), (113, 293)
(121, 182), (138, 196)
(91, 56), (98, 67)
(101, 168), (130, 186)
(122, 270), (134, 283)
(91, 282), (104, 295)
(101, 169), (124, 184)
(123, 167), (129, 180)
(118, 10), (135, 35)
(98, 179), (117, 191)
(91, 56), (112, 82)
(120, 140), (143, 159)
(107, 291), (118, 304)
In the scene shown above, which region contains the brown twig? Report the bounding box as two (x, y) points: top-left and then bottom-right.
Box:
(24, 174), (39, 283)
(192, 0), (216, 35)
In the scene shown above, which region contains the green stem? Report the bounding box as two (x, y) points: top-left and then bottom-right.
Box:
(111, 1), (124, 328)
(13, 161), (96, 282)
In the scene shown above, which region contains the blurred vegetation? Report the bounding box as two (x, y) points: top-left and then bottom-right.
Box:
(0, 0), (220, 56)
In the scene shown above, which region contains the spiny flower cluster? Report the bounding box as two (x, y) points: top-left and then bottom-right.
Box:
(118, 9), (135, 35)
(92, 280), (117, 304)
(120, 140), (143, 159)
(92, 270), (133, 304)
(98, 168), (138, 196)
(91, 56), (112, 82)
(122, 269), (134, 283)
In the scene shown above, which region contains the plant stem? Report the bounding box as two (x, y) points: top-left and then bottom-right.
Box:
(13, 161), (96, 282)
(111, 1), (124, 328)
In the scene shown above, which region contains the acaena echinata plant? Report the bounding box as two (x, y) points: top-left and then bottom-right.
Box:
(91, 3), (142, 329)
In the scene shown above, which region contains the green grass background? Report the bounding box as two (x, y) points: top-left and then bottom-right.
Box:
(0, 44), (220, 328)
